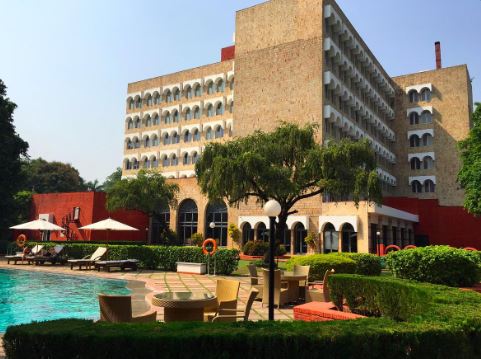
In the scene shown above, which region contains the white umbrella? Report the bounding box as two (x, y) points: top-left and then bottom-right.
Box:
(79, 218), (138, 242)
(10, 219), (64, 231)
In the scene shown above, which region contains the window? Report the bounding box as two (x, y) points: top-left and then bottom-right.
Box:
(135, 97), (142, 109)
(420, 88), (431, 102)
(193, 107), (201, 119)
(151, 204), (170, 240)
(184, 108), (192, 121)
(323, 223), (339, 253)
(194, 84), (202, 97)
(145, 116), (152, 127)
(424, 179), (435, 192)
(422, 133), (433, 146)
(128, 99), (134, 110)
(294, 223), (307, 254)
(162, 156), (169, 167)
(216, 80), (224, 93)
(127, 119), (133, 129)
(125, 160), (132, 170)
(164, 112), (171, 124)
(142, 158), (150, 169)
(165, 90), (173, 103)
(126, 139), (133, 150)
(410, 157), (421, 170)
(132, 159), (139, 170)
(171, 132), (180, 144)
(192, 152), (199, 163)
(152, 136), (159, 146)
(153, 93), (161, 105)
(193, 130), (200, 141)
(207, 82), (214, 94)
(146, 95), (152, 106)
(241, 223), (254, 245)
(409, 112), (419, 125)
(144, 136), (150, 148)
(153, 114), (160, 125)
(152, 157), (159, 168)
(215, 126), (224, 138)
(420, 111), (432, 124)
(205, 202), (228, 246)
(173, 89), (180, 101)
(423, 156), (434, 169)
(184, 130), (192, 143)
(341, 223), (357, 253)
(207, 104), (214, 117)
(133, 138), (140, 149)
(177, 199), (198, 245)
(134, 118), (141, 128)
(411, 180), (422, 193)
(409, 135), (420, 147)
(173, 110), (179, 123)
(163, 134), (170, 145)
(171, 154), (178, 166)
(408, 91), (418, 103)
(206, 128), (213, 140)
(183, 153), (190, 165)
(185, 86), (193, 99)
(215, 103), (224, 116)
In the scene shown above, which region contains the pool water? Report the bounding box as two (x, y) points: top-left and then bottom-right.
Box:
(0, 269), (130, 332)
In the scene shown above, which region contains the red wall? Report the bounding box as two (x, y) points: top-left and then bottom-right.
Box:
(384, 197), (481, 249)
(221, 45), (235, 61)
(22, 192), (148, 242)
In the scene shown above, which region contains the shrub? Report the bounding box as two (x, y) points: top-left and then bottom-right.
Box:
(27, 242), (240, 275)
(228, 223), (241, 246)
(386, 245), (481, 287)
(242, 241), (287, 256)
(303, 232), (317, 250)
(340, 253), (382, 276)
(286, 254), (357, 281)
(190, 233), (204, 247)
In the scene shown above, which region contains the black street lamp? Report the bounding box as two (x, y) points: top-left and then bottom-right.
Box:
(263, 199), (281, 321)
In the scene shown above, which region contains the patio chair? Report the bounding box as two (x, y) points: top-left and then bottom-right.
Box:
(293, 265), (310, 301)
(306, 269), (335, 303)
(6, 245), (44, 264)
(68, 247), (108, 270)
(261, 269), (289, 308)
(31, 245), (66, 265)
(247, 264), (263, 300)
(211, 288), (259, 322)
(204, 279), (240, 322)
(98, 294), (157, 323)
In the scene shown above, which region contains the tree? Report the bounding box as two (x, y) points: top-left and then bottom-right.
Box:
(196, 123), (382, 244)
(85, 179), (103, 192)
(101, 167), (122, 193)
(106, 170), (179, 243)
(21, 158), (86, 193)
(458, 102), (481, 215)
(0, 79), (29, 236)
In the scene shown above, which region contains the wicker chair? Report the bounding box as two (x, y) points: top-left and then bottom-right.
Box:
(98, 294), (157, 323)
(204, 279), (240, 322)
(293, 264), (310, 301)
(261, 269), (289, 308)
(306, 269), (335, 303)
(211, 288), (259, 322)
(247, 264), (263, 300)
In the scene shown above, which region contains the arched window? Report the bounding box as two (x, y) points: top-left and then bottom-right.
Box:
(183, 153), (190, 165)
(184, 130), (192, 143)
(132, 158), (139, 170)
(193, 130), (200, 141)
(241, 223), (254, 245)
(165, 112), (172, 124)
(256, 223), (269, 241)
(173, 110), (179, 123)
(126, 139), (133, 150)
(144, 136), (150, 148)
(207, 104), (214, 117)
(424, 180), (435, 192)
(411, 180), (422, 193)
(146, 95), (152, 107)
(125, 160), (132, 170)
(229, 79), (234, 91)
(293, 223), (307, 254)
(171, 132), (180, 144)
(134, 118), (141, 128)
(163, 133), (170, 145)
(215, 126), (224, 139)
(145, 116), (152, 127)
(422, 133), (433, 146)
(151, 156), (158, 168)
(192, 152), (199, 163)
(152, 135), (159, 146)
(409, 112), (419, 125)
(420, 88), (431, 102)
(341, 223), (357, 253)
(410, 157), (421, 170)
(171, 154), (178, 166)
(133, 138), (140, 149)
(409, 135), (420, 147)
(215, 103), (224, 116)
(184, 108), (192, 121)
(153, 114), (160, 126)
(165, 90), (173, 103)
(185, 86), (193, 99)
(142, 158), (150, 169)
(205, 202), (228, 246)
(177, 199), (198, 245)
(153, 93), (161, 105)
(408, 90), (418, 103)
(207, 81), (214, 95)
(206, 128), (213, 140)
(193, 107), (201, 119)
(127, 119), (134, 129)
(423, 156), (434, 170)
(173, 88), (180, 101)
(135, 97), (142, 109)
(151, 204), (170, 242)
(216, 79), (224, 93)
(162, 155), (169, 167)
(420, 111), (432, 124)
(194, 84), (202, 97)
(323, 223), (338, 253)
(128, 99), (134, 110)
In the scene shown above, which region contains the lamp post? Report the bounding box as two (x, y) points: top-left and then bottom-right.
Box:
(263, 199), (281, 321)
(209, 222), (216, 275)
(376, 231), (381, 256)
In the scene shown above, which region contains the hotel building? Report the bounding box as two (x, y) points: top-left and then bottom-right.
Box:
(122, 0), (475, 254)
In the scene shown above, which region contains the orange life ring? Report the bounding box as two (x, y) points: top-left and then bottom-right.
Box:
(16, 234), (27, 248)
(202, 238), (217, 256)
(384, 244), (401, 255)
(403, 245), (417, 250)
(464, 247), (477, 251)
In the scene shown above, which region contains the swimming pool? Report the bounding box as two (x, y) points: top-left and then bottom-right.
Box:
(0, 269), (131, 332)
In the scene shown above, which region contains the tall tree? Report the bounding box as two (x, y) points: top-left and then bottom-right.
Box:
(196, 123), (382, 242)
(85, 179), (103, 192)
(21, 158), (86, 193)
(0, 79), (29, 235)
(458, 103), (481, 215)
(102, 167), (122, 193)
(106, 170), (179, 243)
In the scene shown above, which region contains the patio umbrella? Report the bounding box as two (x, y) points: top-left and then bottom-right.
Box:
(10, 219), (65, 242)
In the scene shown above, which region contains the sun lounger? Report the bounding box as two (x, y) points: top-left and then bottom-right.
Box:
(95, 259), (139, 272)
(31, 245), (66, 265)
(6, 245), (44, 264)
(68, 247), (108, 270)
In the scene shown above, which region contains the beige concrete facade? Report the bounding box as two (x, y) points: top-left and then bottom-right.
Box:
(120, 0), (472, 254)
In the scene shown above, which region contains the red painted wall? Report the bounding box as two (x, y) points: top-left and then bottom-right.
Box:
(21, 192), (148, 242)
(384, 197), (481, 249)
(221, 45), (235, 61)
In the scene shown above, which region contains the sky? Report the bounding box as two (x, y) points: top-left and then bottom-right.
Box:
(1, 0), (480, 183)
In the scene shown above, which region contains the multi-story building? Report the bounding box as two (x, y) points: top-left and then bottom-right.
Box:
(122, 0), (476, 253)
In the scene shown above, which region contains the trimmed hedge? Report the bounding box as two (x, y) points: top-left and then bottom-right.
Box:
(242, 241), (287, 256)
(26, 242), (240, 275)
(339, 253), (383, 276)
(386, 245), (481, 287)
(5, 276), (481, 358)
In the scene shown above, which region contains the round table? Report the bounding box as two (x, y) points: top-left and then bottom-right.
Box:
(152, 292), (217, 322)
(281, 272), (307, 303)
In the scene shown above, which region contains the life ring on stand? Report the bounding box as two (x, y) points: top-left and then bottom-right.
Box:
(16, 234), (27, 248)
(403, 245), (417, 250)
(384, 245), (401, 255)
(202, 238), (217, 256)
(464, 247), (477, 251)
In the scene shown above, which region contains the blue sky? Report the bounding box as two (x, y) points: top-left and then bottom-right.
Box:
(1, 0), (479, 182)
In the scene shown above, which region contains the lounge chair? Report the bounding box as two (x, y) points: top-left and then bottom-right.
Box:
(247, 264), (263, 300)
(306, 269), (335, 303)
(98, 294), (157, 323)
(211, 288), (258, 322)
(6, 245), (44, 264)
(68, 247), (107, 270)
(95, 259), (139, 272)
(293, 264), (310, 301)
(262, 269), (289, 308)
(204, 279), (240, 322)
(31, 245), (66, 265)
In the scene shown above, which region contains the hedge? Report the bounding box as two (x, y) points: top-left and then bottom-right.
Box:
(385, 245), (481, 287)
(285, 253), (381, 280)
(242, 241), (287, 256)
(25, 242), (240, 275)
(5, 276), (481, 358)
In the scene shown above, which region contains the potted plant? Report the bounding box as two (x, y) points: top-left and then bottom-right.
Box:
(304, 232), (318, 252)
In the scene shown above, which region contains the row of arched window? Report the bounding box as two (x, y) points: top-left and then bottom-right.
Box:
(409, 111), (432, 125)
(127, 78), (234, 110)
(409, 133), (433, 147)
(126, 102), (233, 130)
(408, 88), (432, 103)
(410, 156), (434, 170)
(124, 152), (200, 170)
(411, 180), (435, 193)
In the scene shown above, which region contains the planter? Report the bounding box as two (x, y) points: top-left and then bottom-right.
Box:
(176, 262), (207, 275)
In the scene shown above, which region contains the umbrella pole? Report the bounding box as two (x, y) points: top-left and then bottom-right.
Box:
(106, 229), (109, 260)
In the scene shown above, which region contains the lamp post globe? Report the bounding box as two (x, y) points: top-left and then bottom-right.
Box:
(263, 200), (281, 217)
(209, 222), (215, 229)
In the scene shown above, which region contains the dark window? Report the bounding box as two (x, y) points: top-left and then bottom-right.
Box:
(341, 223), (357, 253)
(177, 199), (198, 245)
(205, 202), (228, 246)
(323, 223), (338, 253)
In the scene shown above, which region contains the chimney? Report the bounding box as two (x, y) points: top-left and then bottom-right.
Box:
(435, 41), (442, 70)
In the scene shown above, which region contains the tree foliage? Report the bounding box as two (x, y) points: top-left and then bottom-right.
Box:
(0, 79), (29, 236)
(196, 123), (382, 241)
(458, 103), (481, 215)
(85, 179), (103, 192)
(101, 167), (122, 193)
